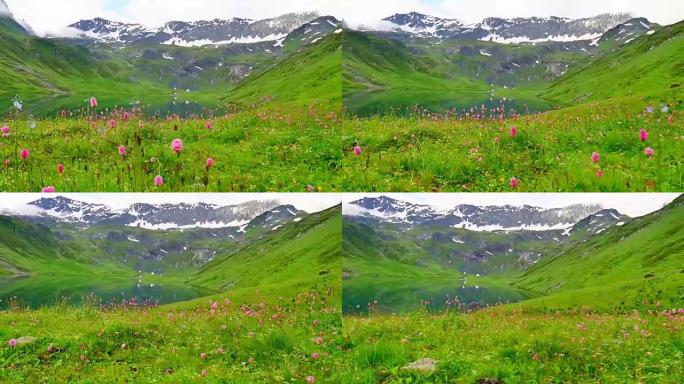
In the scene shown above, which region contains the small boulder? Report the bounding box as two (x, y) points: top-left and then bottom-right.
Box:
(15, 336), (37, 345)
(401, 358), (438, 372)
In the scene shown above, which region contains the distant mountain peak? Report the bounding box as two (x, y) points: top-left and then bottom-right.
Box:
(380, 12), (636, 44)
(64, 12), (320, 47)
(22, 197), (290, 230)
(347, 197), (606, 231)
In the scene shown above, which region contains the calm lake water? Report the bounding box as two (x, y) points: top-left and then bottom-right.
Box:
(1, 94), (226, 118)
(0, 275), (210, 310)
(343, 277), (529, 315)
(344, 89), (553, 118)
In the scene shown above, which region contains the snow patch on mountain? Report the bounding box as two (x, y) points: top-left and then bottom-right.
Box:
(162, 32), (288, 47)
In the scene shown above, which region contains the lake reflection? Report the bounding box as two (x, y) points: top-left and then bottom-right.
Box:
(343, 277), (529, 315)
(0, 275), (210, 310)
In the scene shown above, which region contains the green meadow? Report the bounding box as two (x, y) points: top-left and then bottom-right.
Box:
(1, 205), (344, 383)
(339, 195), (684, 383)
(341, 22), (684, 192)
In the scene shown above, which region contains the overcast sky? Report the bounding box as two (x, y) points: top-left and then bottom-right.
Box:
(0, 193), (340, 213)
(5, 0), (683, 35)
(342, 193), (681, 218)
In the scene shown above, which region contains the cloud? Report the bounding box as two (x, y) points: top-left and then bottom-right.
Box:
(6, 0), (682, 36)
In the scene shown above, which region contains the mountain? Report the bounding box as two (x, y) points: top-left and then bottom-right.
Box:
(65, 12), (319, 47)
(0, 3), (168, 112)
(343, 194), (683, 309)
(541, 20), (684, 103)
(281, 16), (341, 50)
(189, 204), (341, 292)
(342, 12), (666, 115)
(0, 0), (340, 114)
(346, 196), (603, 230)
(17, 196), (301, 230)
(514, 195), (684, 308)
(223, 31), (342, 106)
(0, 198), (324, 277)
(380, 12), (636, 43)
(343, 197), (631, 279)
(0, 0), (30, 35)
(595, 17), (657, 46)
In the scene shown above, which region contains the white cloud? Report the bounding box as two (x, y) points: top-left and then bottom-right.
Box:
(342, 193), (681, 218)
(6, 0), (682, 36)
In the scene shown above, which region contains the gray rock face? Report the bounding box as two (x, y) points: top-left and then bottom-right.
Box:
(380, 12), (636, 43)
(67, 12), (319, 46)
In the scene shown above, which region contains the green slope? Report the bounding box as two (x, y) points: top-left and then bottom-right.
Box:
(189, 205), (341, 297)
(342, 30), (568, 115)
(343, 30), (486, 115)
(343, 219), (575, 280)
(0, 216), (240, 278)
(0, 21), (170, 114)
(343, 195), (684, 312)
(223, 33), (342, 107)
(514, 195), (684, 309)
(0, 216), (127, 276)
(542, 21), (684, 104)
(0, 14), (28, 36)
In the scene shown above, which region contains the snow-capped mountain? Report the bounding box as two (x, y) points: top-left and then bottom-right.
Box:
(378, 12), (644, 44)
(345, 196), (606, 231)
(565, 209), (628, 236)
(17, 197), (305, 230)
(246, 205), (305, 232)
(281, 16), (342, 46)
(594, 18), (657, 45)
(64, 12), (319, 47)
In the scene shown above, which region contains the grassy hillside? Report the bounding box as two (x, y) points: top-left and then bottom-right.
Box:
(342, 30), (595, 115)
(514, 195), (684, 310)
(1, 206), (344, 382)
(0, 216), (129, 276)
(344, 220), (566, 279)
(223, 33), (342, 107)
(340, 198), (684, 383)
(190, 205), (341, 296)
(0, 15), (28, 36)
(542, 21), (684, 104)
(0, 21), (170, 113)
(343, 31), (494, 115)
(340, 95), (682, 192)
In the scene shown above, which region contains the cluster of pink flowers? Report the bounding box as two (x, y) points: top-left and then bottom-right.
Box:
(172, 138), (183, 153)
